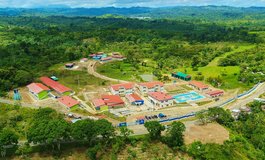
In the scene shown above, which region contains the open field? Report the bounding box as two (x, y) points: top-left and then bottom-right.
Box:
(184, 122), (229, 145)
(178, 44), (256, 91)
(47, 70), (110, 92)
(207, 44), (255, 67)
(96, 60), (156, 82)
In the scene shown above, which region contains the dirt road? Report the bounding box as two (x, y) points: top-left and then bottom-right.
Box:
(87, 60), (128, 83)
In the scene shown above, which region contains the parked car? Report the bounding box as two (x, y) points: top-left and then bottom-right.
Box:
(158, 113), (167, 118)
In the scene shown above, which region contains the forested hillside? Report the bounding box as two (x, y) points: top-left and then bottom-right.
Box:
(2, 6), (265, 22)
(0, 16), (260, 95)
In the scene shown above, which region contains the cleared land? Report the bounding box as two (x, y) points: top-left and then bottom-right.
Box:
(96, 60), (156, 82)
(184, 122), (229, 145)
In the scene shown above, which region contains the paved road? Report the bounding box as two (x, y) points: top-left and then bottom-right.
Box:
(129, 82), (265, 135)
(226, 82), (265, 110)
(87, 60), (128, 83)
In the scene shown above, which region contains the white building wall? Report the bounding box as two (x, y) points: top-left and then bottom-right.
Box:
(139, 85), (164, 95)
(148, 96), (174, 108)
(110, 87), (134, 95)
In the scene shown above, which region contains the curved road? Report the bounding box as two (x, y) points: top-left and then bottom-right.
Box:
(87, 61), (128, 83)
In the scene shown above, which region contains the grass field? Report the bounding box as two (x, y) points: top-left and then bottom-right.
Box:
(97, 60), (155, 81)
(207, 44), (255, 67)
(179, 44), (256, 91)
(97, 44), (255, 91)
(47, 70), (109, 92)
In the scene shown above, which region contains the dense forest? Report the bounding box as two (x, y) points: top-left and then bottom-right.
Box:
(0, 101), (264, 159)
(219, 45), (265, 84)
(0, 16), (261, 95)
(3, 6), (265, 22)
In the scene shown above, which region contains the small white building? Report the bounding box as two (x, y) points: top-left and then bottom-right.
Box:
(148, 92), (174, 108)
(110, 83), (135, 96)
(138, 81), (164, 96)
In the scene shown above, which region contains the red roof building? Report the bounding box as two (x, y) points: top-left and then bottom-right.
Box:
(139, 81), (164, 88)
(126, 94), (144, 105)
(110, 83), (135, 95)
(112, 55), (124, 59)
(100, 57), (112, 62)
(189, 80), (209, 91)
(148, 92), (174, 108)
(111, 83), (134, 91)
(148, 92), (173, 101)
(40, 77), (72, 95)
(92, 99), (106, 107)
(80, 58), (88, 62)
(138, 81), (164, 95)
(101, 95), (124, 107)
(58, 96), (80, 109)
(206, 90), (224, 97)
(27, 83), (50, 94)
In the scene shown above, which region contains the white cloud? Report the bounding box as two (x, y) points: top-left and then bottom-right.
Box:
(1, 0), (265, 8)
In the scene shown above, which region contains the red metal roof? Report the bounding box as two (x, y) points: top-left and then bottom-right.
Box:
(139, 81), (164, 89)
(89, 54), (96, 57)
(58, 96), (80, 108)
(126, 94), (143, 103)
(112, 55), (124, 58)
(206, 90), (224, 96)
(40, 77), (72, 94)
(148, 92), (173, 101)
(27, 83), (50, 94)
(189, 80), (209, 89)
(100, 57), (112, 61)
(81, 58), (88, 61)
(101, 95), (124, 107)
(110, 83), (135, 91)
(92, 99), (106, 107)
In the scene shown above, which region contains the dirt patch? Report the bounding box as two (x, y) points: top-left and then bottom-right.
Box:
(7, 87), (35, 103)
(184, 122), (229, 145)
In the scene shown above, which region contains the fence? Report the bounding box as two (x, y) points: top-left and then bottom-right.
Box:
(118, 82), (263, 127)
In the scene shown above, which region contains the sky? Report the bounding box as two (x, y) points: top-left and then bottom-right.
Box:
(1, 0), (265, 8)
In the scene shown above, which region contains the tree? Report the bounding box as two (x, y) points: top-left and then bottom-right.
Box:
(13, 70), (33, 86)
(45, 119), (70, 151)
(164, 121), (186, 147)
(0, 129), (18, 157)
(196, 110), (209, 125)
(144, 121), (165, 140)
(27, 119), (70, 151)
(119, 126), (133, 142)
(71, 119), (96, 142)
(86, 144), (101, 160)
(208, 107), (234, 126)
(95, 119), (115, 141)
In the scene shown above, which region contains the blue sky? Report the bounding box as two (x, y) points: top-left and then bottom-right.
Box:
(1, 0), (265, 8)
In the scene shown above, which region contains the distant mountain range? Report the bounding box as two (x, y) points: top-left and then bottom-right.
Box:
(1, 6), (265, 20)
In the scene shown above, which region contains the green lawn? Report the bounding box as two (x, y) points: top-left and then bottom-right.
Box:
(97, 60), (155, 81)
(207, 45), (255, 67)
(178, 44), (256, 91)
(97, 44), (255, 91)
(46, 70), (109, 92)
